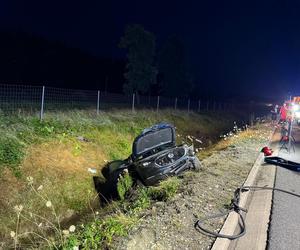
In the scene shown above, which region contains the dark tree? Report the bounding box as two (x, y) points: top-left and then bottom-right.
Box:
(119, 24), (157, 96)
(0, 30), (124, 90)
(158, 36), (193, 97)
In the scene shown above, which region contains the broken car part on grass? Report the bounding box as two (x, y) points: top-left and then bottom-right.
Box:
(95, 123), (201, 202)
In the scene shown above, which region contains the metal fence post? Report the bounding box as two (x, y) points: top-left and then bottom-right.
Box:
(132, 93), (135, 112)
(213, 101), (216, 111)
(187, 98), (190, 113)
(175, 97), (177, 110)
(198, 99), (201, 112)
(40, 86), (45, 121)
(96, 90), (100, 115)
(207, 100), (209, 111)
(156, 96), (160, 112)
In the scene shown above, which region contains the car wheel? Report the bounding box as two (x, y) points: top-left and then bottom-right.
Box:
(101, 160), (126, 179)
(105, 168), (124, 199)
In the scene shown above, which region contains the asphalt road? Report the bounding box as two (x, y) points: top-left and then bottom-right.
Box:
(268, 123), (300, 249)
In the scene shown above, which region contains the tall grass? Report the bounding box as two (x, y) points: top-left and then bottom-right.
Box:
(0, 109), (244, 176)
(0, 109), (248, 248)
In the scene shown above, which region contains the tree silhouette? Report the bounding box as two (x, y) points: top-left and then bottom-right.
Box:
(119, 24), (157, 97)
(158, 36), (192, 97)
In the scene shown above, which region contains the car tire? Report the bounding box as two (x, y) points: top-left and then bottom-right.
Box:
(101, 160), (126, 179)
(104, 168), (124, 200)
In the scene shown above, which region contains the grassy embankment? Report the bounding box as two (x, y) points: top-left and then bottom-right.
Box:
(0, 109), (247, 249)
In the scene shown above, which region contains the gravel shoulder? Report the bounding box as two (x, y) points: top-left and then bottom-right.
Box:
(114, 123), (273, 250)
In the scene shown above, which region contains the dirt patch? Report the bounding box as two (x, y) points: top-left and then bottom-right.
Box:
(0, 140), (106, 206)
(114, 123), (273, 250)
(23, 140), (106, 174)
(0, 139), (109, 243)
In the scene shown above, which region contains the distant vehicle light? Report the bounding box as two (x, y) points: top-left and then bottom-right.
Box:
(293, 104), (300, 112)
(295, 111), (300, 119)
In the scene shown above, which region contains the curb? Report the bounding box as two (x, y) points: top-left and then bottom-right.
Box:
(211, 124), (278, 250)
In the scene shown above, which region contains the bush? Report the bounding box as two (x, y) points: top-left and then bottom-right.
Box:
(62, 214), (135, 249)
(29, 118), (65, 137)
(117, 170), (133, 201)
(147, 178), (181, 201)
(0, 136), (24, 176)
(130, 188), (151, 213)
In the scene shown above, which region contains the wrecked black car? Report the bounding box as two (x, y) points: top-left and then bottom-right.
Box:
(129, 123), (201, 185)
(97, 123), (201, 201)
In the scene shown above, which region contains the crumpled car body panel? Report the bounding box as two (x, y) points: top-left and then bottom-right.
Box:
(133, 144), (200, 185)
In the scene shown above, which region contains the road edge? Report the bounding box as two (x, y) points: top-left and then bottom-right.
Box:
(211, 124), (278, 250)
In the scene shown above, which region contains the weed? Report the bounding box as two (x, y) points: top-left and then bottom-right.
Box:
(117, 170), (133, 201)
(10, 176), (71, 249)
(72, 142), (82, 156)
(147, 178), (181, 201)
(130, 188), (151, 213)
(0, 136), (24, 177)
(101, 214), (134, 245)
(62, 214), (135, 249)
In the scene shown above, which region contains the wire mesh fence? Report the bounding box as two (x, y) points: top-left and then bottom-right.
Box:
(0, 83), (268, 120)
(45, 87), (98, 111)
(0, 84), (42, 114)
(99, 92), (132, 110)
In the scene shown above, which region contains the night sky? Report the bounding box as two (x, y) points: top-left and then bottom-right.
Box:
(1, 0), (300, 100)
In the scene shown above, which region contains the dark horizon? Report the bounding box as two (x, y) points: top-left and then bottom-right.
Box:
(1, 0), (300, 102)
